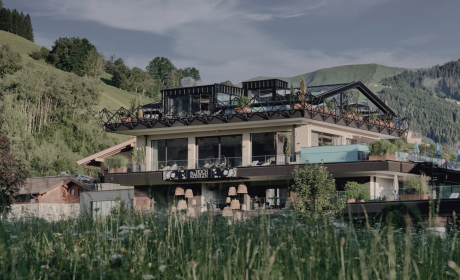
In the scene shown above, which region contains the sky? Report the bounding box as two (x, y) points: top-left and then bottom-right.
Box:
(4, 0), (460, 84)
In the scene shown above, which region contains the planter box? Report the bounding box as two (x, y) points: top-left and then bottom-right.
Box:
(294, 103), (311, 110)
(358, 199), (365, 203)
(400, 194), (429, 201)
(369, 155), (396, 161)
(121, 117), (132, 123)
(347, 199), (356, 203)
(110, 167), (127, 173)
(139, 164), (146, 172)
(235, 107), (252, 114)
(131, 164), (138, 172)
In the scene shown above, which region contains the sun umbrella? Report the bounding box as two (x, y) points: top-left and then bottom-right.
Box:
(435, 145), (442, 158)
(393, 174), (399, 195)
(413, 141), (420, 154)
(457, 151), (460, 162)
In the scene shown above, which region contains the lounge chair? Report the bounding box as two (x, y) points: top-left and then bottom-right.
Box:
(170, 164), (178, 171)
(215, 155), (226, 168)
(250, 161), (259, 166)
(261, 161), (272, 166)
(203, 157), (214, 168)
(160, 166), (171, 171)
(450, 193), (459, 199)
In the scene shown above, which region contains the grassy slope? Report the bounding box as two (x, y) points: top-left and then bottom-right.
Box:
(0, 30), (155, 112)
(242, 64), (408, 87)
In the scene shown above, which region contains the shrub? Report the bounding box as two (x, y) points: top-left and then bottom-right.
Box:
(344, 181), (370, 200)
(29, 46), (50, 60)
(237, 95), (251, 108)
(403, 174), (430, 194)
(0, 44), (22, 78)
(368, 139), (398, 156)
(139, 145), (146, 164)
(283, 135), (291, 156)
(374, 203), (424, 229)
(105, 155), (129, 169)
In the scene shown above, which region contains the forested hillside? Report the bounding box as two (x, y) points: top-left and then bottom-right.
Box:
(0, 31), (155, 177)
(378, 60), (460, 145)
(0, 1), (34, 42)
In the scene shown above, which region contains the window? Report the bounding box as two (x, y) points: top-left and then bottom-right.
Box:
(71, 190), (75, 196)
(251, 133), (276, 162)
(311, 131), (341, 146)
(151, 138), (188, 170)
(196, 135), (242, 167)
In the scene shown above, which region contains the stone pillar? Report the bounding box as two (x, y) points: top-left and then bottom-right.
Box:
(242, 132), (251, 166)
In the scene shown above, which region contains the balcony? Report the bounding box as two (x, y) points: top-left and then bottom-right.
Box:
(99, 81), (410, 138)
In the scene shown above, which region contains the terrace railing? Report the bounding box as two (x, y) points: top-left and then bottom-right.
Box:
(100, 92), (410, 137)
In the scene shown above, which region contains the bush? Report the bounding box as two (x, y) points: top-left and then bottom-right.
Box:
(105, 155), (129, 169)
(283, 135), (291, 156)
(29, 46), (50, 60)
(0, 44), (22, 78)
(344, 181), (370, 200)
(374, 203), (423, 229)
(403, 175), (430, 194)
(368, 139), (398, 156)
(47, 37), (97, 76)
(237, 95), (251, 108)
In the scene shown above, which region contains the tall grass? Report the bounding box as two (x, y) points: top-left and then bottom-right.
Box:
(1, 210), (459, 279)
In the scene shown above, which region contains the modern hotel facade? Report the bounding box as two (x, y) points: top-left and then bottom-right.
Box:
(81, 78), (460, 215)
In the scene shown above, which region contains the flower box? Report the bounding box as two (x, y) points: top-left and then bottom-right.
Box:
(369, 155), (396, 161)
(400, 194), (429, 201)
(110, 167), (127, 173)
(121, 117), (132, 123)
(347, 199), (356, 203)
(235, 107), (252, 114)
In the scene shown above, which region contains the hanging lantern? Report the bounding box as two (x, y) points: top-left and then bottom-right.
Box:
(222, 207), (232, 217)
(226, 197), (231, 204)
(230, 199), (240, 210)
(185, 189), (193, 198)
(175, 186), (185, 196)
(177, 200), (187, 210)
(228, 187), (237, 196)
(187, 207), (196, 217)
(234, 211), (242, 220)
(237, 183), (247, 194)
(241, 204), (247, 211)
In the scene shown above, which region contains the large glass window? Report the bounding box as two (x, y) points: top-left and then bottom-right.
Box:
(151, 138), (188, 170)
(251, 133), (276, 164)
(312, 131), (341, 146)
(197, 135), (242, 168)
(216, 92), (231, 106)
(166, 94), (201, 117)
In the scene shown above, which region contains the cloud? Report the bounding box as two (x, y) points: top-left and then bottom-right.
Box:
(400, 34), (435, 46)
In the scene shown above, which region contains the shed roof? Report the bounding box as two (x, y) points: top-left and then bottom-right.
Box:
(76, 138), (136, 166)
(20, 175), (77, 195)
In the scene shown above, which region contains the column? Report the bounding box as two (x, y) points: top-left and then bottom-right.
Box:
(188, 136), (196, 169)
(242, 132), (251, 166)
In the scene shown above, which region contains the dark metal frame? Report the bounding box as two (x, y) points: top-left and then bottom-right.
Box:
(99, 80), (410, 137)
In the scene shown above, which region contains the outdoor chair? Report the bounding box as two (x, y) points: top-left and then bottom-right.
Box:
(170, 164), (178, 171)
(203, 157), (214, 168)
(250, 161), (259, 166)
(260, 160), (272, 166)
(450, 193), (459, 199)
(160, 166), (171, 171)
(215, 155), (226, 168)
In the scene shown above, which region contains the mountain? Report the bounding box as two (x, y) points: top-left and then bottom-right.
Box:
(242, 64), (408, 87)
(0, 31), (156, 177)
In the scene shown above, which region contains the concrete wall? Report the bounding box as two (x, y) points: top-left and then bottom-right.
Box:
(375, 177), (395, 200)
(10, 203), (80, 221)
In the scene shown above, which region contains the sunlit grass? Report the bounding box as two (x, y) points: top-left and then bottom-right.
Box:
(1, 209), (459, 279)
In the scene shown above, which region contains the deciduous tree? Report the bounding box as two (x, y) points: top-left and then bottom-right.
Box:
(146, 57), (174, 86)
(47, 37), (97, 76)
(0, 44), (22, 78)
(220, 80), (234, 86)
(291, 164), (345, 218)
(0, 109), (29, 214)
(83, 50), (106, 79)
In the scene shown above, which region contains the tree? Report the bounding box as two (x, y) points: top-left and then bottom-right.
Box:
(0, 44), (22, 78)
(105, 54), (116, 74)
(146, 57), (174, 86)
(83, 50), (106, 79)
(128, 67), (146, 94)
(24, 14), (33, 42)
(299, 75), (306, 102)
(111, 63), (131, 90)
(11, 9), (19, 35)
(0, 109), (29, 213)
(47, 37), (97, 76)
(179, 67), (201, 81)
(220, 80), (234, 86)
(0, 0), (3, 9)
(290, 164), (345, 218)
(18, 12), (25, 38)
(0, 8), (12, 32)
(290, 82), (295, 105)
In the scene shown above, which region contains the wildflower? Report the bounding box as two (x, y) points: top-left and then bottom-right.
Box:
(11, 236), (18, 239)
(119, 226), (130, 230)
(143, 275), (155, 279)
(148, 263), (152, 268)
(111, 254), (122, 260)
(190, 261), (197, 268)
(159, 265), (167, 272)
(78, 247), (84, 253)
(137, 224), (146, 230)
(143, 229), (152, 234)
(130, 269), (134, 273)
(41, 265), (49, 269)
(301, 259), (305, 263)
(120, 247), (128, 254)
(340, 237), (345, 246)
(81, 254), (86, 258)
(269, 256), (275, 264)
(49, 249), (55, 253)
(119, 230), (130, 235)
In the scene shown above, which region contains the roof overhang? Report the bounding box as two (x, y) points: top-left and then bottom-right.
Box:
(76, 138), (136, 166)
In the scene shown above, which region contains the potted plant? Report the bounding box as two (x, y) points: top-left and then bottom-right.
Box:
(400, 175), (430, 200)
(368, 139), (398, 161)
(105, 155), (129, 173)
(139, 145), (146, 171)
(131, 147), (138, 172)
(284, 135), (292, 164)
(325, 100), (336, 115)
(294, 75), (312, 110)
(235, 95), (252, 113)
(344, 181), (370, 203)
(369, 114), (380, 124)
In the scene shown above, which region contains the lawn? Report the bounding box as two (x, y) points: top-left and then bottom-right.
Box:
(1, 209), (460, 279)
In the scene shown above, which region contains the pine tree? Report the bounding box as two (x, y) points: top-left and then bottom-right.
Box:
(0, 8), (11, 31)
(19, 12), (25, 38)
(299, 75), (307, 102)
(0, 0), (3, 10)
(24, 14), (33, 42)
(11, 9), (19, 35)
